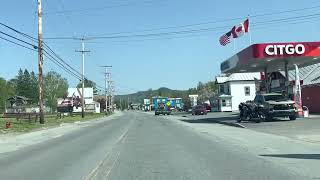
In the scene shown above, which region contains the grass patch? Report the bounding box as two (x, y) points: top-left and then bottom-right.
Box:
(0, 113), (110, 134)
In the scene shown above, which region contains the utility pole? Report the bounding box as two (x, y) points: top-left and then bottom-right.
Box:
(101, 65), (112, 112)
(128, 96), (130, 109)
(76, 38), (90, 118)
(37, 0), (45, 124)
(111, 84), (115, 112)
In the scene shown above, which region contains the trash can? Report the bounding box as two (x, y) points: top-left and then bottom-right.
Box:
(303, 106), (309, 118)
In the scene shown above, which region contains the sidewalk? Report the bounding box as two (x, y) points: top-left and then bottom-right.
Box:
(0, 111), (123, 154)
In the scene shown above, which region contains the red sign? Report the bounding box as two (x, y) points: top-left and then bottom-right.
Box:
(253, 42), (320, 58)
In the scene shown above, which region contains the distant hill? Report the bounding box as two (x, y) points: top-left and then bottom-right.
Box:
(115, 87), (189, 104)
(113, 81), (217, 109)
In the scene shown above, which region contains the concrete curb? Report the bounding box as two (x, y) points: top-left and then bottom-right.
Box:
(209, 120), (247, 128)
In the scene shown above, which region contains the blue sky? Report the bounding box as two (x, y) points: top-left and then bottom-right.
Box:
(1, 0), (320, 94)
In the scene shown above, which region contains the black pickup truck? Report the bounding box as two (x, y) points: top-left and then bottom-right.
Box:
(253, 93), (297, 120)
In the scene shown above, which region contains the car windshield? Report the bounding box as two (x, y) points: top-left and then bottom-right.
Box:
(264, 95), (287, 101)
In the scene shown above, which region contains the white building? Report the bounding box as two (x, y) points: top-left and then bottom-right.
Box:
(67, 88), (100, 113)
(189, 95), (199, 107)
(215, 73), (260, 112)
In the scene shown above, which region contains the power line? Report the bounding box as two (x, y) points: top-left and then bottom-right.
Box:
(43, 42), (83, 77)
(43, 4), (320, 40)
(43, 50), (82, 80)
(0, 36), (38, 51)
(0, 30), (38, 48)
(44, 0), (164, 15)
(0, 22), (104, 90)
(43, 12), (320, 41)
(0, 22), (38, 41)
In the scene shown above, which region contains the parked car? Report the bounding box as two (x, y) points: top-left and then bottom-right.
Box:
(253, 93), (297, 120)
(192, 105), (207, 115)
(203, 103), (212, 112)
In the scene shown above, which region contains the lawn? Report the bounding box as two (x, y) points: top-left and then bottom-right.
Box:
(0, 112), (110, 134)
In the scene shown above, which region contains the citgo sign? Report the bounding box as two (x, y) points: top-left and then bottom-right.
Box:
(265, 44), (305, 56)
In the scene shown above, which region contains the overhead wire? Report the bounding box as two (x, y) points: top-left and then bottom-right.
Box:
(44, 0), (164, 15)
(42, 3), (320, 41)
(0, 36), (38, 51)
(42, 11), (320, 42)
(0, 22), (105, 87)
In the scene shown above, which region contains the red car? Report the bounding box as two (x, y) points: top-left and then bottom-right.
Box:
(192, 105), (207, 115)
(203, 103), (212, 112)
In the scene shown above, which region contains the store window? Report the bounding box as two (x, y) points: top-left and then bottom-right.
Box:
(221, 99), (226, 107)
(226, 99), (231, 106)
(226, 84), (230, 94)
(220, 84), (225, 94)
(244, 86), (250, 96)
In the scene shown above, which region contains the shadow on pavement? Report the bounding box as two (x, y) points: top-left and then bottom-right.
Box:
(260, 154), (320, 160)
(181, 116), (245, 128)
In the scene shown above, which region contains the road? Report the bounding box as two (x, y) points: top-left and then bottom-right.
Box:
(0, 111), (310, 180)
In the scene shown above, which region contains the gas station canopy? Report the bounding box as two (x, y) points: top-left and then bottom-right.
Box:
(220, 42), (320, 73)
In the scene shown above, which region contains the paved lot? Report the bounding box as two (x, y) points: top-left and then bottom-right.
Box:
(172, 111), (320, 142)
(0, 111), (311, 180)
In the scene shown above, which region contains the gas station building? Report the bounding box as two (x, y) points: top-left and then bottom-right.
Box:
(220, 41), (320, 113)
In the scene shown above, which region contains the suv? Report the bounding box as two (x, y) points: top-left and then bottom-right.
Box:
(254, 93), (297, 120)
(192, 105), (207, 115)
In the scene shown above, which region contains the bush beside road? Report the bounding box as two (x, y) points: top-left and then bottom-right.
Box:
(0, 111), (122, 154)
(0, 113), (109, 134)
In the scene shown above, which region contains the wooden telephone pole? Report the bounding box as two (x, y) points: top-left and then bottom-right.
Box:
(37, 0), (45, 124)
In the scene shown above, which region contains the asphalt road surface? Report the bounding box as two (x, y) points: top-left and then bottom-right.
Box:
(0, 111), (309, 180)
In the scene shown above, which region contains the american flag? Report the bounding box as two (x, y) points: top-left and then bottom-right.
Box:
(219, 31), (232, 46)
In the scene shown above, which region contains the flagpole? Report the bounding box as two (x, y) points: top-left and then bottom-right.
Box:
(248, 15), (252, 45)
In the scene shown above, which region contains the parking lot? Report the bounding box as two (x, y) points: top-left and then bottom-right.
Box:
(172, 111), (320, 143)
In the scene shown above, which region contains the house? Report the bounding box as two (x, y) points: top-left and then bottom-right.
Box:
(215, 73), (261, 112)
(67, 88), (100, 113)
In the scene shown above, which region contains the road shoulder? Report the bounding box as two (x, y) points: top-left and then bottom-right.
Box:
(0, 111), (123, 154)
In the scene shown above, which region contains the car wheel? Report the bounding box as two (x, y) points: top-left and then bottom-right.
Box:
(255, 118), (261, 123)
(265, 115), (273, 121)
(289, 115), (296, 120)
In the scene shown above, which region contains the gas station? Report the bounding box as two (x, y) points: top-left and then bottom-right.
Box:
(220, 41), (320, 115)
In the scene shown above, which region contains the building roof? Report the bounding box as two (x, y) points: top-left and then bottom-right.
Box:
(7, 96), (30, 101)
(281, 63), (320, 86)
(218, 94), (233, 98)
(220, 42), (320, 74)
(216, 76), (228, 83)
(216, 73), (260, 83)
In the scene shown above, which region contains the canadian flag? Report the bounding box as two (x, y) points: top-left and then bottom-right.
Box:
(231, 19), (249, 38)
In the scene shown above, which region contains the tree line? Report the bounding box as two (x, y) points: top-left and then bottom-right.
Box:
(114, 80), (218, 110)
(0, 69), (68, 113)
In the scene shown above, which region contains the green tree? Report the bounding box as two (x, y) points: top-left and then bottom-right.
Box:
(77, 79), (98, 94)
(0, 77), (17, 113)
(28, 71), (39, 103)
(6, 79), (17, 97)
(0, 78), (7, 113)
(44, 71), (69, 112)
(16, 68), (25, 96)
(14, 69), (39, 104)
